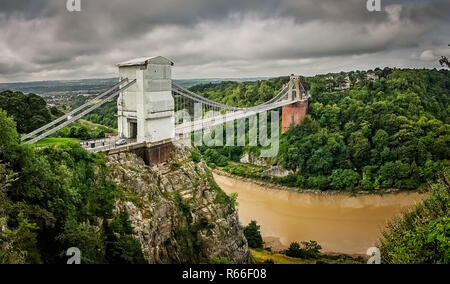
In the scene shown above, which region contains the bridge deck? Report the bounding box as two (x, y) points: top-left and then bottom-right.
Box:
(175, 98), (302, 135)
(78, 98), (305, 153)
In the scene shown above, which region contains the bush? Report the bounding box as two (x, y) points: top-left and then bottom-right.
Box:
(330, 169), (360, 190)
(379, 180), (450, 264)
(0, 110), (144, 263)
(285, 241), (322, 259)
(191, 150), (202, 163)
(244, 221), (264, 249)
(285, 242), (302, 258)
(203, 149), (229, 167)
(208, 257), (235, 264)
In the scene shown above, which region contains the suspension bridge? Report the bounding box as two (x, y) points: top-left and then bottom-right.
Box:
(21, 56), (309, 165)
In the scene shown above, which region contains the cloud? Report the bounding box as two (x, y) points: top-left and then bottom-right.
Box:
(0, 0), (449, 82)
(419, 50), (437, 62)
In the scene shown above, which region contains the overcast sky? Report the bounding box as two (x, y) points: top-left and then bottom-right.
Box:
(0, 0), (449, 82)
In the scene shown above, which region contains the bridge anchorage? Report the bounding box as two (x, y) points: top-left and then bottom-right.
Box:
(22, 56), (310, 165)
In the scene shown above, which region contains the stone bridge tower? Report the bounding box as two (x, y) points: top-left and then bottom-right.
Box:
(117, 56), (175, 143)
(281, 75), (309, 133)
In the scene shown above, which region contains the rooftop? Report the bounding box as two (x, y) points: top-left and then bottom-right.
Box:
(117, 56), (174, 67)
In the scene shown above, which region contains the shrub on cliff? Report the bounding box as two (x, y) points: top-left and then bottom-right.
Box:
(0, 109), (144, 264)
(285, 241), (322, 259)
(379, 177), (450, 264)
(244, 221), (264, 249)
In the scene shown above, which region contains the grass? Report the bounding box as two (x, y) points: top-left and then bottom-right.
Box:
(223, 162), (268, 179)
(250, 249), (365, 264)
(250, 249), (314, 264)
(34, 138), (80, 147)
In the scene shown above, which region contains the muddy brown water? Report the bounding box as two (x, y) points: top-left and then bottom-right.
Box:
(214, 173), (427, 255)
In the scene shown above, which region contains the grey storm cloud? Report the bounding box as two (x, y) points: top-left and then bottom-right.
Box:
(0, 0), (449, 82)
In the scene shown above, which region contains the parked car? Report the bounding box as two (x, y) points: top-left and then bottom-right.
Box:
(115, 139), (127, 146)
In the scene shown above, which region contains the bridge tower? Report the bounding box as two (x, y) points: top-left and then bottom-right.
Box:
(281, 75), (309, 133)
(117, 56), (175, 143)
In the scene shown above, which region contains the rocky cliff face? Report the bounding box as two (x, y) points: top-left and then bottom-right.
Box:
(107, 145), (252, 264)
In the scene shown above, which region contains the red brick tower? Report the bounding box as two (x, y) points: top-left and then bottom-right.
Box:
(281, 75), (309, 133)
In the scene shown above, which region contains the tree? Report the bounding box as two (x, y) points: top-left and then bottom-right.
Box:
(0, 109), (144, 264)
(0, 110), (19, 151)
(439, 45), (450, 68)
(439, 57), (450, 68)
(285, 241), (322, 259)
(379, 182), (449, 264)
(285, 242), (302, 258)
(203, 149), (229, 167)
(0, 162), (17, 193)
(330, 169), (360, 190)
(299, 241), (322, 259)
(0, 91), (51, 134)
(244, 221), (264, 249)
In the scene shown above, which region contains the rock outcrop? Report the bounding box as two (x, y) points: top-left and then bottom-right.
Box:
(107, 145), (252, 264)
(262, 166), (292, 177)
(240, 151), (271, 167)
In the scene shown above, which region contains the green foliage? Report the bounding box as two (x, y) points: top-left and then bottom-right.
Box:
(330, 169), (360, 191)
(0, 90), (115, 140)
(207, 257), (235, 264)
(223, 163), (268, 180)
(103, 211), (147, 264)
(0, 110), (144, 263)
(202, 170), (238, 212)
(285, 241), (322, 259)
(52, 119), (115, 140)
(84, 101), (118, 128)
(379, 180), (450, 264)
(189, 77), (289, 108)
(440, 56), (450, 68)
(277, 69), (450, 191)
(0, 161), (17, 193)
(193, 69), (449, 191)
(244, 221), (264, 249)
(0, 108), (20, 150)
(191, 149), (202, 163)
(0, 91), (51, 134)
(203, 149), (229, 167)
(34, 138), (80, 147)
(0, 214), (41, 264)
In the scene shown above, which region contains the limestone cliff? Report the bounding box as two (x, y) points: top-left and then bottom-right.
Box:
(107, 145), (252, 264)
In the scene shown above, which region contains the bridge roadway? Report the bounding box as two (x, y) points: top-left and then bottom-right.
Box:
(80, 137), (137, 153)
(81, 98), (305, 153)
(175, 98), (302, 135)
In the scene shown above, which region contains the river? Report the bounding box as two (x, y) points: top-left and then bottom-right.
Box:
(214, 173), (427, 255)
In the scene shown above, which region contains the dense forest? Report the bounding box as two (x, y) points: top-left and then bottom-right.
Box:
(379, 177), (449, 264)
(189, 77), (290, 107)
(0, 110), (145, 264)
(0, 91), (55, 134)
(277, 69), (449, 191)
(195, 69), (449, 192)
(0, 90), (115, 140)
(84, 101), (118, 129)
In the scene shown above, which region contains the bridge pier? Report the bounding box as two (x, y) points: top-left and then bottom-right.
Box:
(117, 56), (175, 144)
(281, 75), (309, 133)
(107, 139), (175, 166)
(282, 101), (308, 133)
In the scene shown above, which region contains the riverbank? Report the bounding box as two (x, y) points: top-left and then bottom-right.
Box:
(214, 168), (426, 196)
(214, 173), (428, 255)
(250, 249), (366, 264)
